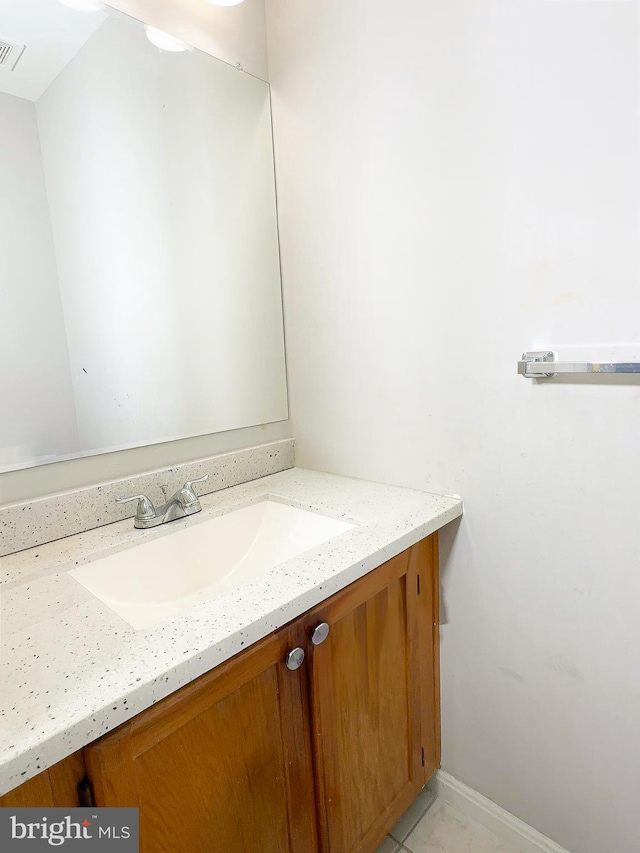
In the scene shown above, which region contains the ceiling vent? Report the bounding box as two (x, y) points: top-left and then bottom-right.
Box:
(0, 38), (26, 71)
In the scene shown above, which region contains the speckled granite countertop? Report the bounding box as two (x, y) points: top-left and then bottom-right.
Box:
(0, 468), (462, 797)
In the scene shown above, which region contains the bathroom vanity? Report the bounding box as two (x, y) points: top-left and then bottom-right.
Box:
(2, 539), (435, 853)
(0, 466), (462, 853)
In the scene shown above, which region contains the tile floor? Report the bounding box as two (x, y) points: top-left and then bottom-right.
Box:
(376, 787), (527, 853)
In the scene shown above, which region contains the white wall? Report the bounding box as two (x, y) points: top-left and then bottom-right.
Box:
(266, 2), (640, 852)
(0, 92), (79, 468)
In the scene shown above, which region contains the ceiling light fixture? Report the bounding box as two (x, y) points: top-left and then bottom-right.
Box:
(144, 26), (192, 53)
(56, 0), (106, 11)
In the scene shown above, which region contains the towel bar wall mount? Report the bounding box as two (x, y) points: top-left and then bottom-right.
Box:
(518, 351), (640, 379)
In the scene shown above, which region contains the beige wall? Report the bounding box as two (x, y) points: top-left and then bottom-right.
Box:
(266, 1), (640, 852)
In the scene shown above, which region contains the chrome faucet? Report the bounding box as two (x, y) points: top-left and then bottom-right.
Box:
(116, 474), (209, 529)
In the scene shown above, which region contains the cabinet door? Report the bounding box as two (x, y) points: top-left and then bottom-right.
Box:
(0, 751), (87, 808)
(304, 537), (439, 853)
(84, 627), (318, 853)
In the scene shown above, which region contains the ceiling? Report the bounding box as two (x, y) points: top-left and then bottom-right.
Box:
(0, 0), (109, 101)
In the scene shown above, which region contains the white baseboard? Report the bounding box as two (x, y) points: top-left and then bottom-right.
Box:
(429, 770), (573, 853)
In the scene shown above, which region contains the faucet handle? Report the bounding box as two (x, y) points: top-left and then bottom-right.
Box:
(180, 474), (209, 507)
(116, 494), (156, 519)
(183, 474), (209, 493)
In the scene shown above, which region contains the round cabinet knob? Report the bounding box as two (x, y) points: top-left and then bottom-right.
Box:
(311, 622), (330, 646)
(286, 647), (305, 671)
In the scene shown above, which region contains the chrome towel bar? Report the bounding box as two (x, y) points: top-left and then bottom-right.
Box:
(518, 351), (640, 379)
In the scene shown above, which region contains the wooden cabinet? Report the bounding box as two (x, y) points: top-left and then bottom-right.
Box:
(84, 624), (317, 853)
(303, 536), (439, 853)
(0, 751), (86, 809)
(1, 536), (440, 853)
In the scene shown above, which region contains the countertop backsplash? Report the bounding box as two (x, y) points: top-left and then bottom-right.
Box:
(0, 439), (294, 557)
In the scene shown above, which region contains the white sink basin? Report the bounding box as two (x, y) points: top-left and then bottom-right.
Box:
(69, 499), (354, 630)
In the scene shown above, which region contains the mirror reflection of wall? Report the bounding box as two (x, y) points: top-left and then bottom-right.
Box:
(0, 0), (288, 473)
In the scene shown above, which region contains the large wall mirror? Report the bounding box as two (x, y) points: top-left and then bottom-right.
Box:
(0, 0), (288, 473)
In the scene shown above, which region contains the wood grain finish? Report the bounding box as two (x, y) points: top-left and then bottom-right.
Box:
(277, 630), (319, 852)
(305, 545), (430, 853)
(85, 722), (139, 811)
(84, 626), (317, 853)
(0, 771), (55, 809)
(0, 751), (85, 808)
(415, 534), (441, 779)
(48, 750), (88, 806)
(135, 668), (289, 852)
